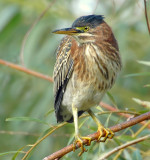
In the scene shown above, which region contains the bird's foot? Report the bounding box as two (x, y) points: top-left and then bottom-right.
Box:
(73, 135), (91, 156)
(97, 127), (114, 142)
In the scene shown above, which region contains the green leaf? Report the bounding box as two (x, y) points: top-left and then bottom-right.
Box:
(138, 109), (150, 114)
(144, 84), (150, 87)
(44, 108), (54, 117)
(104, 113), (112, 127)
(137, 60), (150, 66)
(132, 149), (142, 160)
(67, 133), (74, 146)
(0, 151), (24, 156)
(106, 92), (118, 108)
(6, 117), (49, 126)
(125, 72), (150, 77)
(132, 98), (150, 108)
(123, 150), (132, 160)
(140, 140), (150, 147)
(0, 6), (18, 32)
(118, 135), (136, 142)
(12, 146), (26, 160)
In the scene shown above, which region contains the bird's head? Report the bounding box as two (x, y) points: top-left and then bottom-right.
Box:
(52, 15), (110, 44)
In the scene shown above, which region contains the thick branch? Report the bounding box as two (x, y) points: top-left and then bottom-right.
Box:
(43, 111), (150, 160)
(0, 59), (53, 82)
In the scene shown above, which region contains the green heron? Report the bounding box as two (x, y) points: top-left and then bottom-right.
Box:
(52, 15), (121, 155)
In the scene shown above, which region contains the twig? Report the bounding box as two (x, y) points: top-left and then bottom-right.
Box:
(100, 102), (131, 118)
(43, 111), (150, 160)
(133, 120), (150, 137)
(144, 0), (150, 35)
(98, 134), (150, 160)
(100, 102), (150, 129)
(0, 59), (53, 82)
(113, 149), (123, 160)
(80, 110), (140, 120)
(92, 0), (100, 14)
(19, 0), (57, 65)
(22, 122), (67, 160)
(0, 130), (40, 136)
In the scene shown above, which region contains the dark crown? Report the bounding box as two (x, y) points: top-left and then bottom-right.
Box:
(72, 15), (104, 28)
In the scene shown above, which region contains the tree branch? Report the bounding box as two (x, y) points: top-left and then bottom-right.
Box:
(98, 134), (150, 160)
(19, 0), (57, 65)
(1, 59), (149, 128)
(144, 0), (150, 35)
(43, 111), (150, 160)
(100, 102), (150, 129)
(1, 58), (150, 159)
(0, 59), (53, 82)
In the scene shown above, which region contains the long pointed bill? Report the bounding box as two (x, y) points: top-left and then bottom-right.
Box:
(52, 27), (82, 35)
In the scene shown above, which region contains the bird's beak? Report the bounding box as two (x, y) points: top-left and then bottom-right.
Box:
(52, 27), (82, 35)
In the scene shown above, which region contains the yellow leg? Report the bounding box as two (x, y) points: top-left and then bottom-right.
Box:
(88, 109), (114, 142)
(72, 104), (91, 156)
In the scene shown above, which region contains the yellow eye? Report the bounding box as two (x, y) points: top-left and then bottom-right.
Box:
(76, 26), (89, 32)
(84, 26), (89, 31)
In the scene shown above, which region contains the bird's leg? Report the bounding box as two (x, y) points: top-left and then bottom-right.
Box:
(72, 104), (91, 156)
(88, 109), (114, 142)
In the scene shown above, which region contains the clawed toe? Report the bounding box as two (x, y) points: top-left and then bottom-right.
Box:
(97, 127), (114, 142)
(73, 135), (91, 156)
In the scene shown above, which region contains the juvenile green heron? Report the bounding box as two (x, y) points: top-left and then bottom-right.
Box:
(53, 15), (121, 155)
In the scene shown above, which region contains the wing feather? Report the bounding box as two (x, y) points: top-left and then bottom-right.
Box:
(53, 36), (74, 122)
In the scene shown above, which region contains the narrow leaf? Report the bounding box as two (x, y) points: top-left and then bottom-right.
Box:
(12, 146), (26, 160)
(106, 92), (118, 108)
(0, 151), (24, 156)
(144, 84), (150, 87)
(132, 98), (150, 108)
(45, 108), (54, 117)
(132, 149), (142, 160)
(118, 135), (136, 142)
(137, 60), (150, 66)
(125, 72), (150, 77)
(6, 117), (49, 126)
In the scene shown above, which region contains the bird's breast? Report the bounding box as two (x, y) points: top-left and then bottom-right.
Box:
(73, 43), (119, 90)
(62, 42), (121, 113)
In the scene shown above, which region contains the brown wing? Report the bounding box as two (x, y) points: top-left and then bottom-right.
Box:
(53, 36), (74, 122)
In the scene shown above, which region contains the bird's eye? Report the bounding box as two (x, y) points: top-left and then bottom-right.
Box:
(84, 26), (89, 31)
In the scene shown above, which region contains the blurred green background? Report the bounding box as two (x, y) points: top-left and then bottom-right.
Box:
(0, 0), (150, 160)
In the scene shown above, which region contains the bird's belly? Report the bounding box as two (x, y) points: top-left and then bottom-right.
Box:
(62, 77), (105, 114)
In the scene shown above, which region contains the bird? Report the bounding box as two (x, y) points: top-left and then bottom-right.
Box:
(52, 15), (121, 156)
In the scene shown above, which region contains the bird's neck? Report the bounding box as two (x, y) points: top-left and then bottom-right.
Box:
(72, 35), (95, 45)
